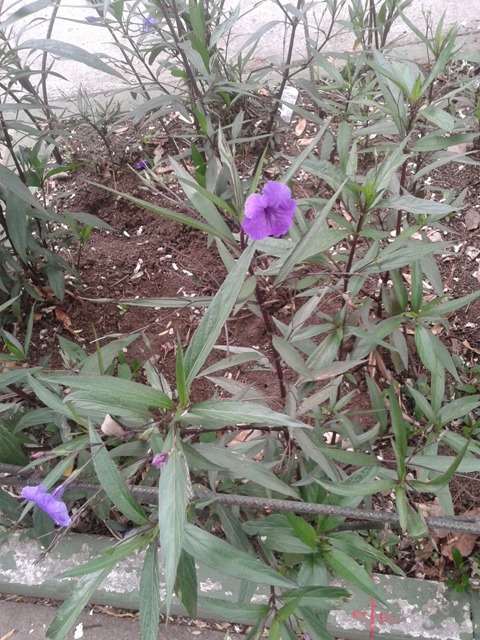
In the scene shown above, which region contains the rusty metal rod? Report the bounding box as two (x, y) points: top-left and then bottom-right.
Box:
(1, 463), (479, 534)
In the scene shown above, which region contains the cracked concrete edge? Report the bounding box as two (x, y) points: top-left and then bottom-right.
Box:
(0, 529), (478, 640)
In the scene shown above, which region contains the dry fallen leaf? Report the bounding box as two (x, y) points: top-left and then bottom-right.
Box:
(55, 306), (76, 334)
(440, 509), (480, 560)
(294, 117), (307, 136)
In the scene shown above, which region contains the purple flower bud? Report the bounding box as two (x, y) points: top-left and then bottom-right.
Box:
(135, 158), (148, 170)
(241, 181), (296, 240)
(85, 15), (102, 23)
(21, 484), (71, 527)
(142, 14), (159, 32)
(152, 452), (169, 467)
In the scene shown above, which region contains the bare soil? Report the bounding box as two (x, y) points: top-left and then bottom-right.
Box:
(4, 101), (480, 582)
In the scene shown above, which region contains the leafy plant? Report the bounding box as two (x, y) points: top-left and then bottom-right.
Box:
(2, 2), (480, 640)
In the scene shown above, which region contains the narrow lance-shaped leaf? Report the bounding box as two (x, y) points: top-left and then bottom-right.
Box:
(19, 40), (125, 79)
(183, 523), (294, 588)
(175, 550), (197, 618)
(184, 244), (255, 387)
(89, 423), (149, 525)
(140, 539), (161, 640)
(46, 567), (111, 640)
(389, 387), (407, 480)
(323, 549), (386, 605)
(158, 447), (189, 616)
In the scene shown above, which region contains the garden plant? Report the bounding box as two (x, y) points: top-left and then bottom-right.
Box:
(1, 0), (480, 638)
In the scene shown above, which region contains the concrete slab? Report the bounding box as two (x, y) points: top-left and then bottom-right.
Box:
(3, 0), (480, 101)
(0, 596), (244, 640)
(0, 530), (477, 640)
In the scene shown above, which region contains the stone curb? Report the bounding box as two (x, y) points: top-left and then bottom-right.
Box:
(0, 530), (478, 639)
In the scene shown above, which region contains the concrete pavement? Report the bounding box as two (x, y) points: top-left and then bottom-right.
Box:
(3, 0), (480, 101)
(0, 596), (244, 640)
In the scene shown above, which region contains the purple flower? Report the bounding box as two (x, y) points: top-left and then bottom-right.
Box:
(152, 452), (169, 467)
(21, 484), (71, 527)
(135, 158), (148, 170)
(85, 15), (102, 23)
(142, 14), (158, 32)
(241, 181), (296, 240)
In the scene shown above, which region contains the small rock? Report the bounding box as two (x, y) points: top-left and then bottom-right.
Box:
(465, 209), (480, 230)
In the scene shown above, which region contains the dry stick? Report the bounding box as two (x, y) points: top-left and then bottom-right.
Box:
(1, 463), (479, 534)
(250, 266), (287, 401)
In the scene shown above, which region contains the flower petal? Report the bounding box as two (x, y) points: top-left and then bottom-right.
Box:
(241, 208), (272, 240)
(262, 180), (294, 206)
(243, 193), (266, 219)
(21, 484), (71, 527)
(241, 182), (295, 240)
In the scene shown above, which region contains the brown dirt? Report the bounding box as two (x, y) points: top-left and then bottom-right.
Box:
(4, 98), (480, 582)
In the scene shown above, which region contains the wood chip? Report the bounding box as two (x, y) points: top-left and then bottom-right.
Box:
(0, 631), (15, 640)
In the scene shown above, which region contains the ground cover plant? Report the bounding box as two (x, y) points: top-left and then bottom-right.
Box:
(1, 0), (480, 638)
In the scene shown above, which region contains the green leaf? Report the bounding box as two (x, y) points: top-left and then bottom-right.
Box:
(281, 585), (350, 609)
(20, 40), (125, 79)
(91, 183), (226, 238)
(183, 523), (294, 588)
(323, 548), (386, 604)
(395, 484), (408, 532)
(315, 478), (395, 497)
(57, 533), (152, 578)
(389, 387), (407, 479)
(198, 596), (268, 624)
(27, 375), (73, 419)
(46, 568), (111, 639)
(89, 423), (149, 525)
(184, 244), (255, 387)
(0, 487), (25, 521)
(438, 396), (480, 425)
(81, 334), (140, 373)
(285, 513), (317, 548)
(43, 373), (173, 418)
(1, 0), (53, 28)
(195, 444), (299, 498)
(175, 339), (188, 407)
(0, 425), (28, 465)
(409, 442), (468, 492)
(5, 193), (28, 263)
(170, 158), (234, 239)
(424, 290), (480, 316)
(158, 448), (189, 616)
(414, 324), (458, 381)
(185, 400), (307, 429)
(421, 105), (455, 131)
(175, 550), (197, 618)
(140, 539), (161, 640)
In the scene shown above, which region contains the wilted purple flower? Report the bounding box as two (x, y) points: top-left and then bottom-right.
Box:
(21, 484), (71, 527)
(152, 452), (169, 467)
(241, 181), (296, 240)
(303, 634), (313, 640)
(142, 14), (158, 32)
(135, 158), (148, 170)
(85, 15), (102, 23)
